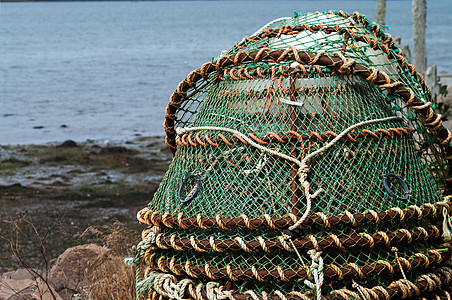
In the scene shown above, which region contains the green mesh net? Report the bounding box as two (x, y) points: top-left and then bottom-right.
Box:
(135, 10), (452, 300)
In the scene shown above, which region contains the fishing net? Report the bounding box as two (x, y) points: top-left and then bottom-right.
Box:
(134, 10), (452, 299)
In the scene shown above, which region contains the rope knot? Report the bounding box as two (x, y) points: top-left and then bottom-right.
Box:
(308, 249), (322, 263)
(304, 249), (324, 300)
(176, 127), (185, 136)
(206, 282), (220, 300)
(333, 51), (355, 74)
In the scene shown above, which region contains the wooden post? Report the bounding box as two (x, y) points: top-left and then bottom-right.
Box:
(426, 65), (439, 97)
(375, 0), (386, 25)
(412, 0), (427, 74)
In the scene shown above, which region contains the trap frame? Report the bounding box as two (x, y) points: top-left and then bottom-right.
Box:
(134, 10), (452, 300)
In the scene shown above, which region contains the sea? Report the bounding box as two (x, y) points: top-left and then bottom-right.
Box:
(1, 0), (451, 145)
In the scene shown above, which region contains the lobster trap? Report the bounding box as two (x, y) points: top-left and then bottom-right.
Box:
(134, 10), (452, 299)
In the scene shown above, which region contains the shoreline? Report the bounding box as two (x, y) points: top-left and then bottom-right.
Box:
(0, 133), (166, 148)
(0, 136), (172, 272)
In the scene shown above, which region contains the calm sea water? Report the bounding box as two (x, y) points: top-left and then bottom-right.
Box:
(1, 1), (451, 145)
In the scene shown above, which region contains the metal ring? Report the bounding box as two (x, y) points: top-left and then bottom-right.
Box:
(383, 173), (409, 201)
(241, 197), (272, 215)
(178, 172), (201, 203)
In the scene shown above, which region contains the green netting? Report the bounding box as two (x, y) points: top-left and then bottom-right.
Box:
(152, 71), (442, 218)
(135, 10), (452, 300)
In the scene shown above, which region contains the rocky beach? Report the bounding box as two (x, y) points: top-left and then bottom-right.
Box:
(0, 137), (171, 274)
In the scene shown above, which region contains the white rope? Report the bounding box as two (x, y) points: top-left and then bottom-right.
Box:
(206, 282), (220, 300)
(304, 249), (324, 300)
(176, 126), (301, 167)
(143, 272), (234, 300)
(301, 116), (402, 163)
(352, 281), (371, 300)
(176, 116), (402, 230)
(144, 272), (308, 300)
(135, 226), (160, 260)
(289, 116), (402, 230)
(153, 274), (173, 298)
(238, 17), (291, 45)
(442, 208), (452, 241)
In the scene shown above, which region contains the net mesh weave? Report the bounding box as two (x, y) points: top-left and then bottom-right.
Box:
(135, 10), (452, 300)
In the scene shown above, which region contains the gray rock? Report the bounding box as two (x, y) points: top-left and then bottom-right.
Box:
(49, 244), (113, 294)
(58, 140), (78, 148)
(0, 269), (63, 300)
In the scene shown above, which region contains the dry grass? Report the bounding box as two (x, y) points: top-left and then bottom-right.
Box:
(82, 220), (139, 255)
(1, 213), (140, 299)
(79, 221), (139, 299)
(84, 255), (136, 299)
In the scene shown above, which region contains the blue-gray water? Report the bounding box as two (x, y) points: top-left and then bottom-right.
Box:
(1, 1), (451, 145)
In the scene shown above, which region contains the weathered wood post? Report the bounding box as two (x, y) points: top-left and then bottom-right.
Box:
(375, 0), (386, 25)
(412, 0), (427, 74)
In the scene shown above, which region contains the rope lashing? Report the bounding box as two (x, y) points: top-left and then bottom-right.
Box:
(134, 226), (161, 299)
(138, 272), (234, 300)
(147, 245), (451, 282)
(289, 116), (403, 230)
(304, 249), (324, 300)
(176, 116), (403, 230)
(238, 17), (291, 45)
(151, 224), (441, 253)
(139, 198), (452, 230)
(140, 9), (452, 300)
(137, 262), (452, 300)
(134, 226), (160, 265)
(177, 127), (414, 147)
(333, 51), (356, 74)
(392, 247), (410, 289)
(352, 281), (372, 300)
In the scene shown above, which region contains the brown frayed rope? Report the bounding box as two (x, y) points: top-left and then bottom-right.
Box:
(145, 244), (451, 282)
(148, 224), (440, 253)
(138, 199), (451, 230)
(164, 49), (450, 158)
(176, 127), (412, 147)
(141, 263), (452, 300)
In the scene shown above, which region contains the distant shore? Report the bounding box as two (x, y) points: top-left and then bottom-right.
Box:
(5, 0), (231, 1)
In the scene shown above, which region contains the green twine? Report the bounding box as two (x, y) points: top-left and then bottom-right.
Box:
(136, 272), (160, 299)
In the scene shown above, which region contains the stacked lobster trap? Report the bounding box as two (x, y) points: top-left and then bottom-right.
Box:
(134, 10), (452, 299)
